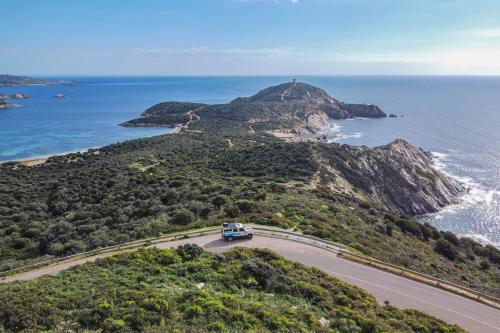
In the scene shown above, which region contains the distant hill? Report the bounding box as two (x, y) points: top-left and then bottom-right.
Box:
(0, 74), (75, 87)
(232, 81), (337, 104)
(121, 81), (386, 134)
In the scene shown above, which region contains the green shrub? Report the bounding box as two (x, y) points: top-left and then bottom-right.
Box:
(170, 209), (195, 225)
(434, 239), (458, 261)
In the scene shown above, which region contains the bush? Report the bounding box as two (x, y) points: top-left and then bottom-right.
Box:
(359, 201), (371, 209)
(236, 200), (258, 214)
(170, 209), (195, 225)
(395, 219), (422, 239)
(442, 231), (460, 246)
(211, 195), (228, 208)
(224, 205), (240, 218)
(480, 261), (491, 270)
(434, 239), (458, 261)
(176, 244), (204, 259)
(241, 258), (277, 289)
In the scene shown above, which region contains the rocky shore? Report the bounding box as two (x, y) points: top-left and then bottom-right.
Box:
(313, 139), (464, 215)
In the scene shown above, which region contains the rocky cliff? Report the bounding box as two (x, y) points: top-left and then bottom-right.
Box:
(314, 139), (464, 215)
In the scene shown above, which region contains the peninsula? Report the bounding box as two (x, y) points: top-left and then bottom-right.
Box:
(122, 81), (386, 141)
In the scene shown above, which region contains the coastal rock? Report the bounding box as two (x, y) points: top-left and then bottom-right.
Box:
(315, 139), (464, 215)
(0, 93), (29, 99)
(0, 99), (13, 108)
(389, 114), (398, 118)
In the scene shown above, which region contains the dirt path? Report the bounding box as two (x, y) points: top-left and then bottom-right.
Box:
(174, 110), (201, 133)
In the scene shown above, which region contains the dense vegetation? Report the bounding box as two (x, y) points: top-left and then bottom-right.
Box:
(1, 128), (499, 297)
(121, 102), (205, 127)
(0, 246), (465, 332)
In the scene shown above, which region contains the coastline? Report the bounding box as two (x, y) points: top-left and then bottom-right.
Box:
(0, 147), (102, 166)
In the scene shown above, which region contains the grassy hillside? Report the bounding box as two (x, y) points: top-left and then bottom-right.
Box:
(0, 246), (465, 332)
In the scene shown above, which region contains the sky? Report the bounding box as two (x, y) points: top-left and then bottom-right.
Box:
(2, 0), (500, 76)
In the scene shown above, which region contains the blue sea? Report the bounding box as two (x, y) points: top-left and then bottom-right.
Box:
(1, 76), (499, 247)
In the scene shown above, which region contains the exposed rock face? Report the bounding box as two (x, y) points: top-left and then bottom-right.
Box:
(337, 103), (386, 118)
(315, 139), (464, 215)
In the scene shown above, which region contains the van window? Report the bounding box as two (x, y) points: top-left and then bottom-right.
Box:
(239, 228), (245, 232)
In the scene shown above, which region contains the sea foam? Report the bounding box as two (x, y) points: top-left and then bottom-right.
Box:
(429, 151), (500, 219)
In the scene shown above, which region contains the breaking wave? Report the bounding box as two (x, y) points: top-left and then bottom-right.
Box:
(430, 151), (500, 219)
(326, 123), (363, 142)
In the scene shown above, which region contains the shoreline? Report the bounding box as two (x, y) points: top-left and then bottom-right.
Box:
(0, 147), (102, 166)
(1, 127), (178, 166)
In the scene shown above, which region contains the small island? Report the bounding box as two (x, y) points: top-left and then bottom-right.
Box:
(0, 99), (13, 109)
(0, 93), (29, 99)
(0, 74), (75, 87)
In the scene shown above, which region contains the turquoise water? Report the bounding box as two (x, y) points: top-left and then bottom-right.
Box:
(1, 76), (499, 246)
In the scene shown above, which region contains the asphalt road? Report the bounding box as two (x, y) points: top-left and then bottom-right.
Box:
(3, 232), (500, 333)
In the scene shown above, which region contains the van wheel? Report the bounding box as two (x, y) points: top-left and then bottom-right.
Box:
(226, 237), (233, 242)
(247, 234), (253, 239)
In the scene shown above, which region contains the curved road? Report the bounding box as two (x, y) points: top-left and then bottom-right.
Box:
(2, 232), (500, 333)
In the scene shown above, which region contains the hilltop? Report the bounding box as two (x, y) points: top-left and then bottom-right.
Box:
(121, 81), (386, 139)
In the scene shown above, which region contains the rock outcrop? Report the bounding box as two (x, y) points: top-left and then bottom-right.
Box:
(0, 100), (12, 108)
(314, 139), (464, 215)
